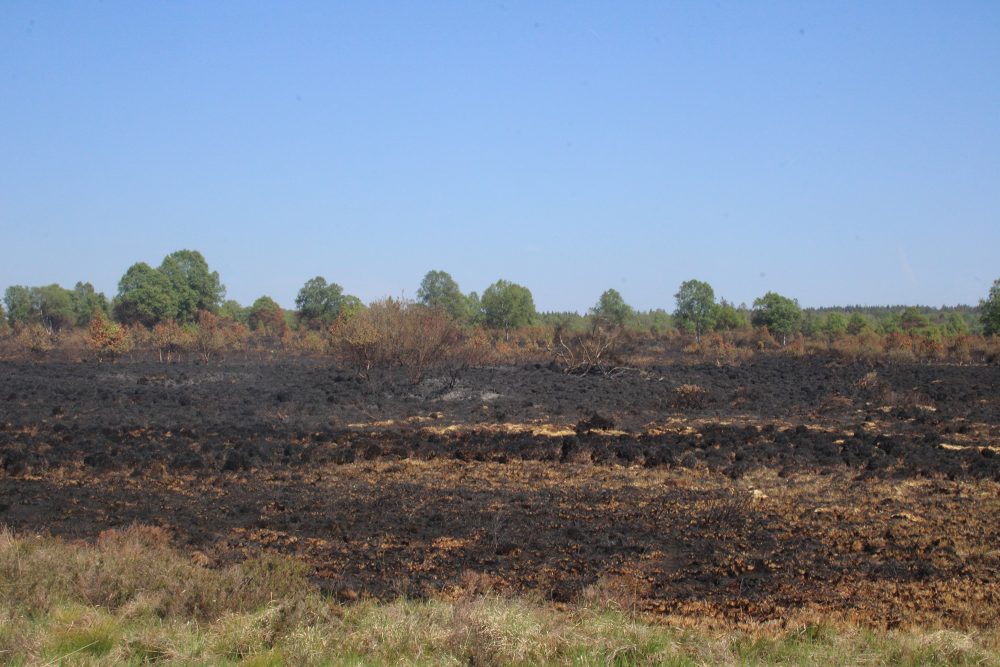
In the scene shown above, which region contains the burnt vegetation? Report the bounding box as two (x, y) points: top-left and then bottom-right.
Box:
(2, 252), (1000, 630)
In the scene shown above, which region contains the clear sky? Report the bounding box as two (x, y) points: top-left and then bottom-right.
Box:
(2, 2), (998, 312)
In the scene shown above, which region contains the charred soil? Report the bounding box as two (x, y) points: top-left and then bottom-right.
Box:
(1, 356), (999, 627)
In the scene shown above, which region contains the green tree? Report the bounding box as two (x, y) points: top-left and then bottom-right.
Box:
(673, 280), (717, 340)
(339, 295), (365, 322)
(590, 289), (633, 328)
(539, 311), (588, 333)
(70, 282), (109, 326)
(981, 278), (1000, 336)
(158, 250), (225, 322)
(876, 312), (902, 335)
(32, 284), (75, 331)
(479, 280), (536, 337)
(465, 292), (481, 325)
(944, 312), (970, 335)
(417, 270), (469, 321)
(4, 286), (33, 327)
(846, 312), (871, 335)
(714, 299), (748, 332)
(644, 309), (674, 335)
(219, 300), (248, 324)
(114, 262), (179, 326)
(821, 312), (848, 338)
(295, 276), (348, 328)
(751, 291), (802, 346)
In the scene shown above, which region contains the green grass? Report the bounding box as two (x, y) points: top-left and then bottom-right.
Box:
(0, 526), (998, 666)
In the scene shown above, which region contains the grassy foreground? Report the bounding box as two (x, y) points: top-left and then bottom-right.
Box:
(1, 526), (998, 666)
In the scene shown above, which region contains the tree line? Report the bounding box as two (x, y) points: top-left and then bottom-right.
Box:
(3, 249), (1000, 341)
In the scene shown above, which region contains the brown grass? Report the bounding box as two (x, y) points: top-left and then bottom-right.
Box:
(1, 525), (999, 665)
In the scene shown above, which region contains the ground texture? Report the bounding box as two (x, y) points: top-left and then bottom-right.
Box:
(2, 356), (999, 628)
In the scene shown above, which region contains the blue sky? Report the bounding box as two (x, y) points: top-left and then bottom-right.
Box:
(2, 2), (998, 312)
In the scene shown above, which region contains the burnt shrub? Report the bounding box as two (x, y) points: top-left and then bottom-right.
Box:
(331, 299), (468, 383)
(670, 384), (711, 409)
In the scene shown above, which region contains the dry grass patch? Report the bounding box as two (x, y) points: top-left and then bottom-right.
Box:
(0, 526), (998, 665)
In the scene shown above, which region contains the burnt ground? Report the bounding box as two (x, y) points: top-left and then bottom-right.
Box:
(1, 356), (1000, 627)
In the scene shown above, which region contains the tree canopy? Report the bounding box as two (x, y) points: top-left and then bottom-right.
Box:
(981, 278), (1000, 336)
(158, 250), (225, 321)
(479, 280), (536, 334)
(114, 262), (179, 326)
(3, 283), (104, 331)
(219, 300), (248, 324)
(4, 286), (33, 327)
(33, 284), (75, 331)
(247, 296), (286, 335)
(417, 270), (470, 321)
(714, 299), (748, 332)
(673, 280), (717, 339)
(71, 282), (110, 326)
(752, 291), (802, 345)
(113, 251), (224, 326)
(295, 277), (351, 328)
(590, 289), (634, 328)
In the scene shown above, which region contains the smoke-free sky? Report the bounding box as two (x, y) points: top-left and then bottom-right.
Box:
(2, 2), (998, 311)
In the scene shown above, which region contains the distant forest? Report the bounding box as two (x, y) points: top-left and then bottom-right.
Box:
(2, 249), (998, 343)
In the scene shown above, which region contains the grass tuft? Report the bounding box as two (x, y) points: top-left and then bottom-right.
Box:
(0, 526), (998, 665)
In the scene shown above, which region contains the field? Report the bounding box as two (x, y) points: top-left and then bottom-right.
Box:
(2, 355), (1000, 663)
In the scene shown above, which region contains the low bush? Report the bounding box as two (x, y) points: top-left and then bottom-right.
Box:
(331, 299), (466, 382)
(87, 312), (133, 361)
(14, 323), (57, 357)
(670, 383), (711, 409)
(554, 321), (628, 375)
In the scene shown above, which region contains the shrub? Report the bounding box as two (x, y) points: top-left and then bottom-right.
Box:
(331, 299), (464, 382)
(670, 384), (710, 409)
(88, 311), (132, 361)
(247, 296), (287, 337)
(885, 331), (915, 363)
(191, 311), (244, 362)
(854, 370), (889, 402)
(554, 321), (626, 375)
(150, 320), (191, 362)
(14, 323), (56, 357)
(286, 329), (327, 356)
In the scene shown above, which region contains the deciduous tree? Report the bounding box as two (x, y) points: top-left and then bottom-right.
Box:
(295, 277), (349, 328)
(247, 296), (286, 336)
(981, 278), (1000, 336)
(4, 286), (33, 327)
(417, 270), (469, 321)
(714, 299), (748, 332)
(158, 250), (225, 322)
(751, 291), (802, 346)
(70, 282), (109, 326)
(219, 300), (248, 324)
(673, 280), (717, 340)
(821, 312), (848, 337)
(114, 262), (179, 326)
(32, 284), (75, 331)
(479, 280), (536, 338)
(590, 289), (634, 328)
